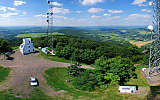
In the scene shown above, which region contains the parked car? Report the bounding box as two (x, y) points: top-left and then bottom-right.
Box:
(30, 77), (38, 86)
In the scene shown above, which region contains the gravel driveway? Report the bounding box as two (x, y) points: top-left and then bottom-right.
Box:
(0, 50), (93, 96)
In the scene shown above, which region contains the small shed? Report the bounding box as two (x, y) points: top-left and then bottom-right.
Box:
(41, 47), (49, 54)
(118, 86), (137, 93)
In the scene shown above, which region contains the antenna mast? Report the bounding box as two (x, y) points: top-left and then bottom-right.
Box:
(47, 0), (54, 48)
(148, 0), (160, 77)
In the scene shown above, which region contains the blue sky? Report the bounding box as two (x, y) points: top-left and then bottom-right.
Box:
(0, 0), (153, 26)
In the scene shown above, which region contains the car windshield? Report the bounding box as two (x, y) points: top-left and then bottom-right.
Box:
(30, 80), (37, 82)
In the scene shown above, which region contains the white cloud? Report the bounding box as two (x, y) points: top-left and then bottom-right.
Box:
(50, 2), (63, 6)
(124, 13), (151, 26)
(141, 9), (151, 13)
(91, 15), (101, 18)
(0, 7), (17, 12)
(75, 11), (81, 13)
(14, 0), (26, 6)
(0, 7), (7, 12)
(35, 14), (47, 17)
(49, 7), (70, 14)
(80, 0), (104, 6)
(132, 0), (147, 6)
(7, 7), (16, 11)
(55, 15), (67, 19)
(125, 13), (150, 21)
(88, 8), (104, 13)
(0, 12), (18, 17)
(102, 16), (120, 21)
(103, 13), (111, 16)
(108, 9), (123, 13)
(128, 14), (150, 18)
(138, 4), (147, 6)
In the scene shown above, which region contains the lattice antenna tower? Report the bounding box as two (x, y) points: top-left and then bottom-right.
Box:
(47, 0), (54, 48)
(148, 0), (160, 77)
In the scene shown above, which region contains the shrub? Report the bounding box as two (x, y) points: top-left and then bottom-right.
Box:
(72, 70), (98, 91)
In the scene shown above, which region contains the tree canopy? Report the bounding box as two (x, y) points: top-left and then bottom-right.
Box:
(0, 38), (12, 54)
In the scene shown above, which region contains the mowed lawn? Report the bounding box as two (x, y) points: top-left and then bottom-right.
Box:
(0, 88), (53, 100)
(44, 67), (147, 100)
(0, 66), (10, 83)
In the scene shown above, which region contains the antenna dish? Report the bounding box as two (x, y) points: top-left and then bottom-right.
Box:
(149, 1), (153, 6)
(148, 25), (153, 31)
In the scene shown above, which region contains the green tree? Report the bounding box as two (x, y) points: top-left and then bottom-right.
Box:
(104, 73), (120, 85)
(0, 38), (12, 54)
(81, 49), (96, 64)
(60, 45), (74, 59)
(95, 57), (135, 85)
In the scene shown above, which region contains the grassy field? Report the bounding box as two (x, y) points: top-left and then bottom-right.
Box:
(16, 32), (64, 38)
(0, 66), (10, 83)
(126, 69), (149, 87)
(44, 67), (147, 100)
(129, 40), (152, 48)
(0, 88), (53, 100)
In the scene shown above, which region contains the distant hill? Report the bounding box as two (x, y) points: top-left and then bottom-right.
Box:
(0, 26), (152, 47)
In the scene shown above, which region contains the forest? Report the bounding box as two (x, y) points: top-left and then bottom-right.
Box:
(32, 35), (149, 64)
(32, 35), (149, 90)
(0, 31), (150, 91)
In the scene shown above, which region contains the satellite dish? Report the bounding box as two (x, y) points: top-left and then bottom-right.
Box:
(148, 25), (153, 31)
(149, 1), (153, 6)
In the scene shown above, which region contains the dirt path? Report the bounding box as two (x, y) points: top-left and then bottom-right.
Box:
(0, 50), (93, 96)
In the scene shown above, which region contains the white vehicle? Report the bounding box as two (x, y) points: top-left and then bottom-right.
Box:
(30, 77), (38, 86)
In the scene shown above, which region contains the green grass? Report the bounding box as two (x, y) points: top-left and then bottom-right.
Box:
(0, 67), (148, 100)
(11, 46), (19, 51)
(39, 51), (72, 64)
(0, 88), (53, 100)
(44, 67), (146, 100)
(16, 32), (64, 38)
(39, 51), (89, 66)
(138, 30), (147, 35)
(125, 69), (150, 87)
(0, 66), (10, 83)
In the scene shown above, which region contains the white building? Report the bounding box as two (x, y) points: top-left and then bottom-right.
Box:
(118, 86), (137, 93)
(20, 38), (35, 55)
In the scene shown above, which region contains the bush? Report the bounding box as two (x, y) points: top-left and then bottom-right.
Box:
(72, 70), (98, 91)
(67, 64), (85, 77)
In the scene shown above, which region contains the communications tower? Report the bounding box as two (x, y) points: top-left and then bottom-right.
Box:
(46, 0), (54, 48)
(148, 0), (160, 77)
